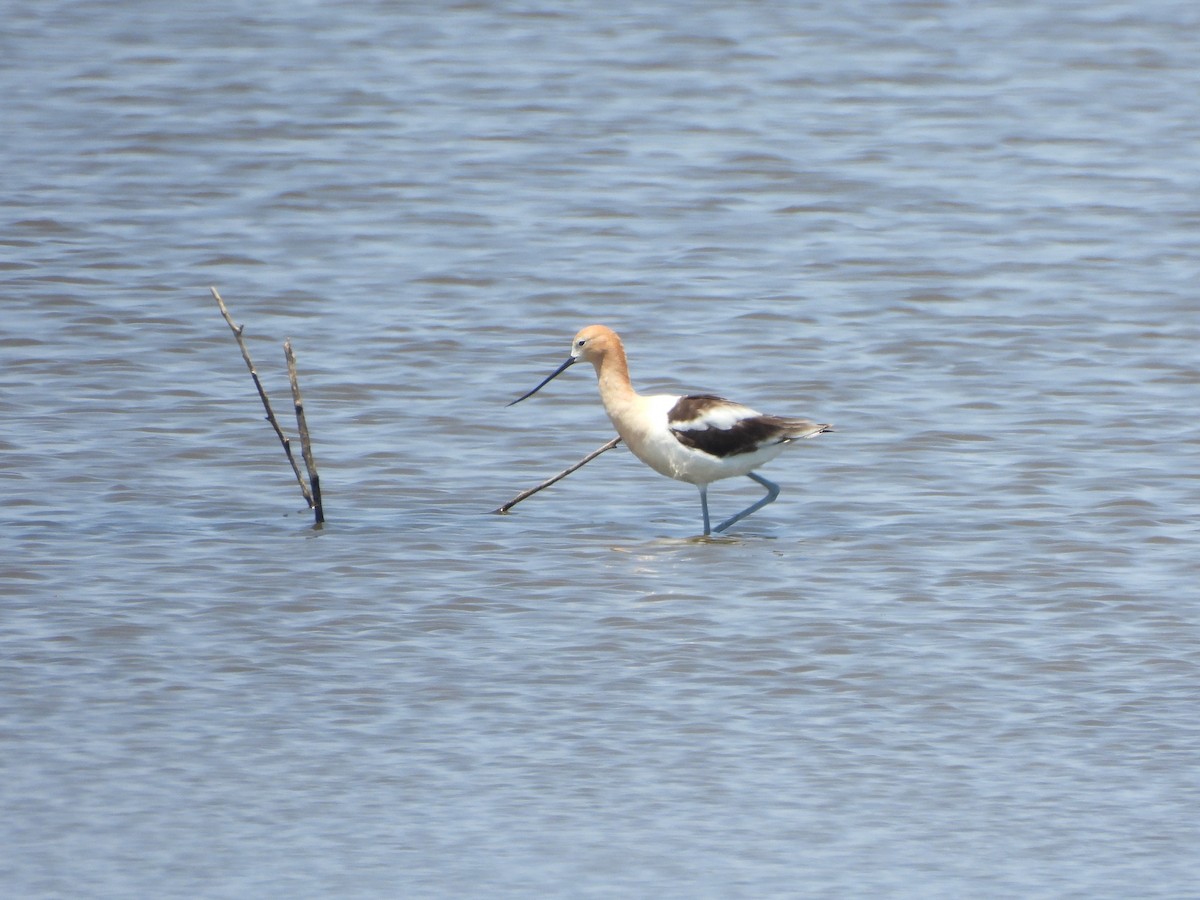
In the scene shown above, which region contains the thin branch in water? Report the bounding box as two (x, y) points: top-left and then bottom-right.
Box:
(210, 286), (314, 510)
(284, 339), (324, 525)
(492, 436), (622, 515)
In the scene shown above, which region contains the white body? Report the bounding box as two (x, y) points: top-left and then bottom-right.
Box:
(603, 392), (788, 486)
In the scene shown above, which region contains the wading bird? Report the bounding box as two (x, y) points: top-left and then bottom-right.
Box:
(509, 325), (831, 535)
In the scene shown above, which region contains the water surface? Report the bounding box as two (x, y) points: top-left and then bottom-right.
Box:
(3, 2), (1199, 897)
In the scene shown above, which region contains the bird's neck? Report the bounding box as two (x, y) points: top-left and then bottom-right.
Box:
(593, 345), (636, 412)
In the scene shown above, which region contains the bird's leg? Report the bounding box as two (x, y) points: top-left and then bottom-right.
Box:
(698, 484), (711, 536)
(713, 472), (780, 533)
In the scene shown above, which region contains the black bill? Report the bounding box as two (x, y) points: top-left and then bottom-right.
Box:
(507, 356), (577, 406)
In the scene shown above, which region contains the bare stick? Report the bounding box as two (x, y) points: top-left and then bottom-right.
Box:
(492, 436), (622, 514)
(284, 339), (324, 525)
(210, 287), (314, 509)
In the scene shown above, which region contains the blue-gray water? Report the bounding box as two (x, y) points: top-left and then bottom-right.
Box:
(3, 2), (1199, 897)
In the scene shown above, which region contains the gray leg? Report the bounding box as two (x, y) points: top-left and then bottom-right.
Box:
(713, 472), (780, 533)
(698, 484), (711, 536)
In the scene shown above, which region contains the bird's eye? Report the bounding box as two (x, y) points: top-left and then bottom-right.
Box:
(575, 339), (586, 347)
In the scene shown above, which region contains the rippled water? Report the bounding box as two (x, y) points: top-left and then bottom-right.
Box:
(3, 2), (1199, 897)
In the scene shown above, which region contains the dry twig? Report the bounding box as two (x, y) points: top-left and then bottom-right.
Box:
(210, 286), (314, 510)
(284, 339), (324, 524)
(492, 436), (622, 514)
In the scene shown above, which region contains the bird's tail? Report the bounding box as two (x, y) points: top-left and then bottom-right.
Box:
(781, 418), (834, 440)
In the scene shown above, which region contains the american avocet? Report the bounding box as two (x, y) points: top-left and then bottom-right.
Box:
(509, 325), (832, 535)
